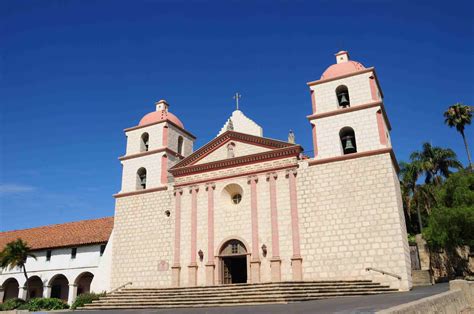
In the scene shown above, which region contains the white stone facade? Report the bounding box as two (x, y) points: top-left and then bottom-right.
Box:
(108, 52), (412, 292)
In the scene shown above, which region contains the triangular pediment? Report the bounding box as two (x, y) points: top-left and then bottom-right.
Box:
(170, 131), (298, 171)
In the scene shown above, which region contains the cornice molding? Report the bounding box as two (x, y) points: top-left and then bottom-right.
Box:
(118, 147), (184, 161)
(171, 130), (296, 169)
(123, 120), (196, 139)
(113, 186), (168, 198)
(306, 67), (375, 86)
(170, 146), (302, 177)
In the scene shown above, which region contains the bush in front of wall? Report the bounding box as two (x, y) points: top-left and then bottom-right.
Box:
(0, 298), (26, 311)
(71, 292), (106, 309)
(16, 298), (69, 311)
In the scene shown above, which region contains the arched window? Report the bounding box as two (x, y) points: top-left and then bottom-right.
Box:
(227, 142), (235, 158)
(336, 85), (350, 108)
(339, 127), (357, 155)
(177, 136), (184, 155)
(140, 133), (149, 152)
(136, 167), (147, 190)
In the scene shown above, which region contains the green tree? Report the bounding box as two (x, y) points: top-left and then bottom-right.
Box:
(410, 142), (463, 185)
(400, 161), (423, 232)
(0, 239), (37, 300)
(444, 103), (473, 170)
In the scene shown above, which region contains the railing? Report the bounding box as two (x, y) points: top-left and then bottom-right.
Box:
(108, 282), (133, 294)
(365, 267), (402, 280)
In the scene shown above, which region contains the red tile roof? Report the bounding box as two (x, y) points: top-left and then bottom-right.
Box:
(0, 217), (114, 251)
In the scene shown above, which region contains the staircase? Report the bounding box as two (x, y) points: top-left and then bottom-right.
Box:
(80, 280), (398, 310)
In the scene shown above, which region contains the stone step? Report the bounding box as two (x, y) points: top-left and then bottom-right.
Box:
(108, 287), (395, 298)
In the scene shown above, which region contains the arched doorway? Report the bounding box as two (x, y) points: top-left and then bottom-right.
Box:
(75, 272), (94, 296)
(2, 278), (19, 302)
(49, 274), (69, 302)
(27, 276), (43, 299)
(219, 239), (248, 284)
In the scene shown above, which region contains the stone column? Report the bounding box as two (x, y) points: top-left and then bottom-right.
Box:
(205, 182), (216, 286)
(67, 284), (77, 305)
(266, 172), (281, 282)
(18, 286), (27, 300)
(43, 285), (52, 298)
(171, 188), (183, 287)
(287, 168), (303, 281)
(248, 175), (261, 283)
(188, 185), (199, 286)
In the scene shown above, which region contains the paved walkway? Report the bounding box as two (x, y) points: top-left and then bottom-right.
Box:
(56, 283), (449, 314)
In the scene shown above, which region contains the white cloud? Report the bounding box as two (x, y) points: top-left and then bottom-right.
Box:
(0, 184), (36, 195)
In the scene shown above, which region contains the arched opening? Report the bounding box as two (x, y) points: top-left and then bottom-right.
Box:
(177, 136), (184, 155)
(339, 127), (357, 155)
(219, 239), (247, 284)
(26, 276), (43, 300)
(136, 167), (147, 190)
(74, 272), (94, 296)
(221, 184), (243, 206)
(49, 274), (69, 302)
(227, 142), (236, 158)
(140, 133), (149, 152)
(336, 85), (350, 108)
(2, 278), (19, 302)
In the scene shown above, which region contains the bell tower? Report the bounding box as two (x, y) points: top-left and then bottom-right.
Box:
(307, 51), (391, 159)
(117, 100), (196, 194)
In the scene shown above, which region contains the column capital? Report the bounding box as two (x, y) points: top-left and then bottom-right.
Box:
(247, 175), (258, 184)
(285, 168), (298, 178)
(265, 172), (278, 181)
(205, 182), (216, 191)
(174, 188), (183, 196)
(188, 185), (199, 193)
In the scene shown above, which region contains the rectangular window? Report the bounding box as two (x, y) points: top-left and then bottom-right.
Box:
(46, 250), (52, 261)
(100, 244), (106, 256)
(71, 247), (77, 259)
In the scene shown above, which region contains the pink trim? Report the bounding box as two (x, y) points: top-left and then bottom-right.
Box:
(124, 119), (196, 139)
(161, 154), (168, 184)
(369, 76), (379, 101)
(311, 123), (318, 157)
(206, 183), (215, 263)
(190, 186), (198, 265)
(310, 90), (316, 113)
(287, 169), (301, 258)
(376, 110), (388, 146)
(173, 189), (183, 266)
(113, 186), (167, 198)
(174, 164), (297, 188)
(118, 147), (184, 161)
(162, 125), (169, 147)
(307, 67), (375, 86)
(249, 176), (260, 261)
(267, 173), (280, 258)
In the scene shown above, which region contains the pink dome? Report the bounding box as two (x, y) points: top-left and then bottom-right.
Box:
(321, 60), (366, 80)
(139, 110), (184, 129)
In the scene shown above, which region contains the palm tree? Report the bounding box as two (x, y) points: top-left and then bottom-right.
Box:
(444, 103), (473, 170)
(399, 161), (423, 232)
(0, 239), (37, 300)
(410, 142), (462, 185)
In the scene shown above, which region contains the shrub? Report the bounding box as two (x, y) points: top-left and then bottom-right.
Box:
(71, 292), (106, 310)
(17, 298), (69, 311)
(0, 298), (25, 311)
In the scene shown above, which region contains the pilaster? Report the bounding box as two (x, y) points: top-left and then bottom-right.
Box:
(286, 168), (303, 281)
(172, 188), (183, 286)
(205, 182), (216, 286)
(266, 171), (281, 282)
(248, 175), (260, 283)
(188, 185), (199, 286)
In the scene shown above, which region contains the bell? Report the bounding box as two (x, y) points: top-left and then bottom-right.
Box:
(140, 176), (147, 184)
(343, 136), (356, 154)
(338, 92), (350, 107)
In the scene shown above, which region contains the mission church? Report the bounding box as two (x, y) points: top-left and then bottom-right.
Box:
(0, 51), (412, 304)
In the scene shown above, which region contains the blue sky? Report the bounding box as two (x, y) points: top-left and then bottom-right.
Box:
(1, 0), (473, 231)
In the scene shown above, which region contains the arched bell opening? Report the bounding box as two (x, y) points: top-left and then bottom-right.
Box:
(74, 272), (94, 296)
(26, 276), (43, 300)
(140, 133), (149, 152)
(336, 85), (350, 108)
(136, 167), (147, 190)
(218, 239), (248, 285)
(49, 274), (69, 302)
(339, 127), (357, 155)
(2, 278), (19, 302)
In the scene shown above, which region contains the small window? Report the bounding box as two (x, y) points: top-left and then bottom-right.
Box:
(336, 85), (350, 108)
(136, 167), (147, 190)
(232, 193), (242, 205)
(141, 133), (149, 152)
(231, 243), (238, 254)
(71, 248), (77, 259)
(46, 250), (52, 261)
(100, 244), (106, 256)
(339, 127), (357, 155)
(177, 136), (184, 155)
